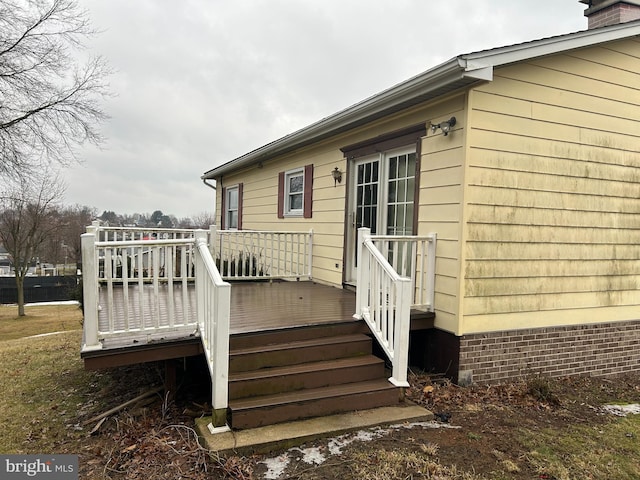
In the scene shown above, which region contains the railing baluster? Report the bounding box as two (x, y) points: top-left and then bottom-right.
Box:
(123, 246), (130, 332)
(138, 244), (145, 330)
(167, 245), (175, 328)
(105, 248), (114, 334)
(152, 246), (160, 329)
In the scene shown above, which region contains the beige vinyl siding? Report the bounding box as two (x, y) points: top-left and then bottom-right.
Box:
(418, 95), (466, 334)
(217, 145), (347, 286)
(461, 38), (640, 334)
(216, 104), (440, 287)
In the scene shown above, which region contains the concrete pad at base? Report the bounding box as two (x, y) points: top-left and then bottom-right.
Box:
(195, 403), (432, 455)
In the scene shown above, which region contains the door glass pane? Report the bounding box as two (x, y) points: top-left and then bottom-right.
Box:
(398, 154), (407, 178)
(386, 152), (415, 237)
(388, 180), (396, 203)
(355, 160), (379, 232)
(389, 157), (397, 179)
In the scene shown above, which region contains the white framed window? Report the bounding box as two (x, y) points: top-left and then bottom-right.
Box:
(225, 185), (239, 229)
(284, 168), (304, 216)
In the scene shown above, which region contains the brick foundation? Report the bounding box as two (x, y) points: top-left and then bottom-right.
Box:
(457, 320), (640, 385)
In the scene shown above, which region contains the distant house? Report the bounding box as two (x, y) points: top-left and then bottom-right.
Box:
(202, 1), (640, 384)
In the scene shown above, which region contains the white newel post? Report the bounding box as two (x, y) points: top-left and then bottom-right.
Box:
(354, 227), (370, 319)
(211, 278), (231, 426)
(390, 277), (412, 387)
(81, 231), (101, 351)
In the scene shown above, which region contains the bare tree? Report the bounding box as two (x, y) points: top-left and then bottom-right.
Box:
(191, 211), (216, 229)
(0, 170), (65, 315)
(0, 0), (109, 177)
(38, 203), (96, 270)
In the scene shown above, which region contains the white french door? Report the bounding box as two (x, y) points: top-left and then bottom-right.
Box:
(347, 147), (416, 283)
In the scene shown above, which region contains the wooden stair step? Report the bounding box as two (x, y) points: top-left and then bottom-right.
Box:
(228, 355), (386, 400)
(229, 321), (368, 350)
(228, 379), (400, 429)
(229, 333), (372, 373)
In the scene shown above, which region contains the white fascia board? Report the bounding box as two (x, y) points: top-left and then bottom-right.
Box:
(202, 58), (468, 179)
(460, 21), (640, 71)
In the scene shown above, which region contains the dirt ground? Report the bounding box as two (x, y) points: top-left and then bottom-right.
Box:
(74, 359), (640, 480)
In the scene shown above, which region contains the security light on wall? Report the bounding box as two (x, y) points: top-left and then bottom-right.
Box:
(431, 117), (457, 136)
(332, 167), (343, 186)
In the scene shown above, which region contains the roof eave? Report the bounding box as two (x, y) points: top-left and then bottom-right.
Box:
(203, 21), (640, 180)
(202, 57), (471, 179)
(462, 20), (640, 69)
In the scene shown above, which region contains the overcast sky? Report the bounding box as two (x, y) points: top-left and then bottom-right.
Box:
(66, 0), (588, 219)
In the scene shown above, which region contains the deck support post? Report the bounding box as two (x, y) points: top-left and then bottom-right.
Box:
(81, 231), (101, 351)
(164, 359), (178, 403)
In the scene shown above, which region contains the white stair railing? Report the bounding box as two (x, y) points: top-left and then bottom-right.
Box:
(354, 227), (437, 387)
(194, 230), (231, 430)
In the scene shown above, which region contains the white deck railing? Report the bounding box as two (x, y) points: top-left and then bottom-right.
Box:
(354, 227), (437, 387)
(194, 231), (231, 428)
(81, 226), (198, 349)
(81, 226), (231, 429)
(370, 232), (437, 311)
(93, 225), (197, 242)
(210, 226), (313, 280)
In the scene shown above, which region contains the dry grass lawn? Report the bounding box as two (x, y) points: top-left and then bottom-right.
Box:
(0, 303), (82, 340)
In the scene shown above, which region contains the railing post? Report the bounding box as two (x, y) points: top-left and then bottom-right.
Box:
(307, 229), (313, 279)
(389, 277), (411, 387)
(81, 232), (101, 351)
(195, 230), (207, 330)
(211, 281), (230, 428)
(426, 233), (437, 312)
(209, 225), (217, 257)
(354, 227), (370, 319)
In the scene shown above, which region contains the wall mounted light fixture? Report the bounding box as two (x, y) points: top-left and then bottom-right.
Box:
(331, 167), (343, 186)
(431, 116), (457, 136)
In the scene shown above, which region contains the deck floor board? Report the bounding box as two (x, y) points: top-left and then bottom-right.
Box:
(96, 281), (357, 351)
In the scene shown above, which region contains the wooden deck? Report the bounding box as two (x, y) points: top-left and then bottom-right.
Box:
(84, 280), (433, 370)
(92, 281), (357, 349)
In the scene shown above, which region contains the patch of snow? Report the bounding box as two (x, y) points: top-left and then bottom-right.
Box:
(260, 453), (290, 480)
(25, 300), (80, 307)
(259, 420), (462, 478)
(291, 446), (326, 465)
(27, 331), (73, 339)
(602, 404), (640, 416)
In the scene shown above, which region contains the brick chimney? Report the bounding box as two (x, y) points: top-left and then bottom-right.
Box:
(580, 0), (640, 28)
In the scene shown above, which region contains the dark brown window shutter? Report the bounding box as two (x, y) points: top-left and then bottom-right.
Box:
(303, 164), (313, 219)
(277, 171), (285, 218)
(237, 183), (243, 230)
(220, 186), (227, 229)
